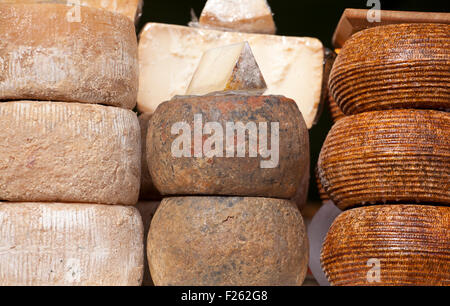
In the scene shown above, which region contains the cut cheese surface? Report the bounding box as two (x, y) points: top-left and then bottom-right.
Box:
(138, 23), (324, 128)
(186, 42), (267, 95)
(0, 101), (141, 205)
(0, 3), (138, 108)
(0, 0), (143, 22)
(199, 0), (276, 34)
(0, 203), (144, 286)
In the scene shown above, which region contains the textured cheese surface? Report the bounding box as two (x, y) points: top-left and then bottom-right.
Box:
(0, 101), (141, 205)
(0, 0), (143, 22)
(186, 42), (267, 95)
(0, 203), (143, 286)
(0, 3), (138, 109)
(199, 0), (276, 34)
(138, 23), (324, 129)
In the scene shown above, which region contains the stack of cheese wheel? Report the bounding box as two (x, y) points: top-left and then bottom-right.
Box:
(0, 3), (144, 285)
(319, 23), (450, 286)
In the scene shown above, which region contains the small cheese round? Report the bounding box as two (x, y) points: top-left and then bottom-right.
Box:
(329, 23), (450, 114)
(0, 3), (138, 109)
(0, 202), (144, 286)
(318, 109), (450, 210)
(0, 101), (140, 205)
(148, 94), (309, 199)
(148, 196), (309, 286)
(321, 205), (450, 286)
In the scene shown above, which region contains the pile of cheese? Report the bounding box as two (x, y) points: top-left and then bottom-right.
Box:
(0, 2), (144, 285)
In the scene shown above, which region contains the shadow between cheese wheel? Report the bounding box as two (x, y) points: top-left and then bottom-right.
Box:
(147, 94), (310, 199)
(321, 204), (450, 286)
(318, 109), (450, 210)
(329, 23), (450, 115)
(148, 196), (309, 286)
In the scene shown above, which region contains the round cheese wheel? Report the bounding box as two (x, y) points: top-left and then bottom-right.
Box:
(0, 3), (138, 109)
(318, 109), (450, 210)
(0, 101), (140, 205)
(148, 196), (309, 286)
(0, 202), (144, 286)
(321, 205), (450, 286)
(148, 94), (310, 199)
(329, 23), (450, 114)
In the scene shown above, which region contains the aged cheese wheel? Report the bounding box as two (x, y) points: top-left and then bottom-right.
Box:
(0, 101), (140, 205)
(318, 109), (450, 210)
(0, 3), (138, 109)
(0, 202), (144, 286)
(291, 160), (310, 210)
(136, 201), (160, 286)
(148, 95), (310, 198)
(329, 23), (450, 114)
(138, 113), (161, 200)
(0, 0), (143, 23)
(321, 205), (450, 286)
(328, 93), (345, 123)
(148, 196), (309, 286)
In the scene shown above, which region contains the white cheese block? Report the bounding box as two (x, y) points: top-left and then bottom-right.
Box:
(0, 101), (141, 205)
(138, 23), (324, 128)
(0, 203), (144, 286)
(0, 0), (143, 22)
(199, 0), (276, 34)
(186, 42), (267, 95)
(0, 3), (138, 109)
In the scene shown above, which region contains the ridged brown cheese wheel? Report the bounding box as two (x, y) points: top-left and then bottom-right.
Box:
(138, 113), (161, 200)
(315, 165), (329, 202)
(0, 101), (140, 205)
(148, 196), (308, 286)
(136, 201), (160, 286)
(318, 109), (450, 210)
(321, 205), (450, 286)
(0, 203), (144, 286)
(0, 3), (138, 109)
(329, 23), (450, 114)
(148, 95), (309, 198)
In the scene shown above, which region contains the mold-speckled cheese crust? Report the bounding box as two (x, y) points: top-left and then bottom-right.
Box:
(0, 3), (138, 109)
(0, 101), (140, 205)
(147, 95), (310, 199)
(0, 203), (144, 286)
(330, 23), (450, 115)
(148, 196), (309, 286)
(321, 205), (450, 286)
(318, 109), (450, 210)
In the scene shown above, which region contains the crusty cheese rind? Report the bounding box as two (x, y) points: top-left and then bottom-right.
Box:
(0, 203), (144, 286)
(0, 3), (138, 109)
(0, 101), (140, 205)
(138, 23), (324, 129)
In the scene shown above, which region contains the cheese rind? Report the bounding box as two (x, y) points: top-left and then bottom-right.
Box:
(0, 101), (141, 205)
(0, 3), (138, 109)
(138, 23), (324, 128)
(0, 0), (143, 23)
(186, 42), (267, 95)
(199, 0), (276, 34)
(0, 203), (144, 286)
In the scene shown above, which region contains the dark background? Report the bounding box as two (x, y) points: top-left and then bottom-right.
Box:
(137, 0), (448, 202)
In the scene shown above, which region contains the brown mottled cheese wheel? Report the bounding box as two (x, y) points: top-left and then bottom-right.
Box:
(148, 196), (309, 286)
(0, 203), (144, 286)
(135, 201), (160, 286)
(318, 109), (450, 210)
(138, 113), (161, 200)
(148, 95), (309, 198)
(0, 101), (140, 205)
(0, 3), (138, 109)
(329, 23), (450, 114)
(321, 205), (450, 286)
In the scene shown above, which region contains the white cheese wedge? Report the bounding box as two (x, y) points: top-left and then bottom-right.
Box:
(199, 0), (276, 34)
(0, 203), (144, 286)
(138, 23), (324, 128)
(186, 42), (267, 95)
